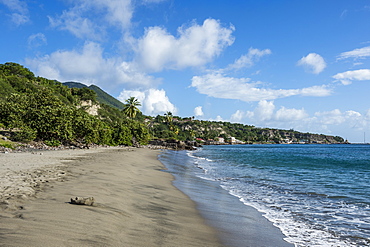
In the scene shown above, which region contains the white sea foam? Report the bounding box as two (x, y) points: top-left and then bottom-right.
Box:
(187, 145), (370, 246)
(222, 185), (357, 247)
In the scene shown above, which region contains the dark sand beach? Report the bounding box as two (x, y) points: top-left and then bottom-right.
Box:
(0, 147), (223, 246)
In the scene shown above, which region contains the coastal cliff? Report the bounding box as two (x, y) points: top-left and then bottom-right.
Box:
(149, 117), (347, 145)
(0, 62), (347, 150)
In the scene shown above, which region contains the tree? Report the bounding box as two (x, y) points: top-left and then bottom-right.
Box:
(173, 126), (180, 135)
(0, 62), (35, 80)
(122, 97), (141, 119)
(71, 87), (97, 102)
(188, 129), (196, 139)
(164, 111), (173, 124)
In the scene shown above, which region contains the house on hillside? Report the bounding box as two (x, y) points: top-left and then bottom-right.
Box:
(229, 137), (246, 144)
(217, 137), (225, 143)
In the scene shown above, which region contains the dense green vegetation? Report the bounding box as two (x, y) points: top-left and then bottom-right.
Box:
(64, 81), (125, 109)
(0, 62), (345, 148)
(149, 115), (345, 144)
(0, 62), (150, 146)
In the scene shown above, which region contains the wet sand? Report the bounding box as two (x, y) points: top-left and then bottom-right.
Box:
(0, 147), (223, 246)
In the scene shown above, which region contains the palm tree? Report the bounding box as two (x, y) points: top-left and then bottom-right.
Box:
(164, 111), (175, 131)
(123, 97), (141, 119)
(164, 111), (173, 124)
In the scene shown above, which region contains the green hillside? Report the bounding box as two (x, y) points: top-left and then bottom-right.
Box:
(63, 82), (125, 110)
(0, 62), (346, 149)
(0, 62), (150, 147)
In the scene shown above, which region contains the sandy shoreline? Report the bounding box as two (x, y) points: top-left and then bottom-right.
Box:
(0, 147), (223, 246)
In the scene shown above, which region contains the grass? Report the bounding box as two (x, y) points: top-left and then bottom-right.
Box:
(0, 138), (18, 149)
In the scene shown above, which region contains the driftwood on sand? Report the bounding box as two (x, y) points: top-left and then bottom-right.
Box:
(70, 197), (95, 206)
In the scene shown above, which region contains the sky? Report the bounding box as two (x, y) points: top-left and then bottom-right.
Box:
(1, 0), (370, 143)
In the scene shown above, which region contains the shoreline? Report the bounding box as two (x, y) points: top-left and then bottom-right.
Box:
(0, 147), (224, 246)
(159, 149), (294, 247)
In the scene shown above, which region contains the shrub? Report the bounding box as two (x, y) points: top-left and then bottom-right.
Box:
(13, 127), (37, 142)
(44, 139), (61, 147)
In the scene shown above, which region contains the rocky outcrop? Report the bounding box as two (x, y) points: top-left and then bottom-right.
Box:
(148, 139), (201, 150)
(78, 100), (100, 116)
(258, 129), (346, 144)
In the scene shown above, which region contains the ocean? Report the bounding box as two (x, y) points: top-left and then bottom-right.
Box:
(158, 144), (370, 247)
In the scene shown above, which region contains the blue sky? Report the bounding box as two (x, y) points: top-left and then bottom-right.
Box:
(1, 0), (370, 142)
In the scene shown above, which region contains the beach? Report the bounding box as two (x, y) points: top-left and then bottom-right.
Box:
(0, 147), (223, 246)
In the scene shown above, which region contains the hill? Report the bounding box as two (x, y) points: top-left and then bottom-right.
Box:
(0, 62), (150, 147)
(0, 62), (347, 149)
(63, 82), (125, 110)
(149, 116), (346, 145)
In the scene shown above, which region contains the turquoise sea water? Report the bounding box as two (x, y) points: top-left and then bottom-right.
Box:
(159, 144), (370, 247)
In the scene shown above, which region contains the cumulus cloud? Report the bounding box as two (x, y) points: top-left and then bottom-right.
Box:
(315, 109), (362, 128)
(332, 69), (370, 85)
(48, 0), (133, 39)
(230, 110), (244, 122)
(191, 73), (331, 102)
(118, 89), (177, 115)
(194, 106), (204, 117)
(227, 47), (271, 70)
(275, 107), (308, 121)
(208, 115), (225, 122)
(136, 18), (235, 72)
(241, 100), (308, 124)
(253, 100), (275, 121)
(25, 42), (159, 90)
(230, 101), (370, 136)
(0, 0), (29, 26)
(297, 53), (326, 74)
(337, 46), (370, 60)
(224, 103), (370, 143)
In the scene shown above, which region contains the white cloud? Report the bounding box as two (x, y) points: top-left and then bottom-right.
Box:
(230, 110), (244, 122)
(315, 109), (362, 126)
(227, 47), (271, 70)
(337, 46), (370, 60)
(244, 101), (307, 123)
(253, 100), (275, 121)
(118, 88), (177, 116)
(0, 0), (26, 12)
(98, 0), (133, 29)
(0, 0), (29, 26)
(366, 109), (370, 120)
(49, 11), (102, 40)
(208, 115), (225, 122)
(118, 89), (146, 103)
(194, 106), (204, 117)
(28, 33), (47, 48)
(136, 18), (235, 72)
(10, 12), (28, 25)
(48, 0), (133, 39)
(275, 107), (308, 122)
(333, 69), (370, 85)
(25, 42), (159, 90)
(300, 85), (332, 97)
(297, 53), (326, 74)
(228, 103), (370, 143)
(191, 73), (331, 102)
(141, 0), (166, 3)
